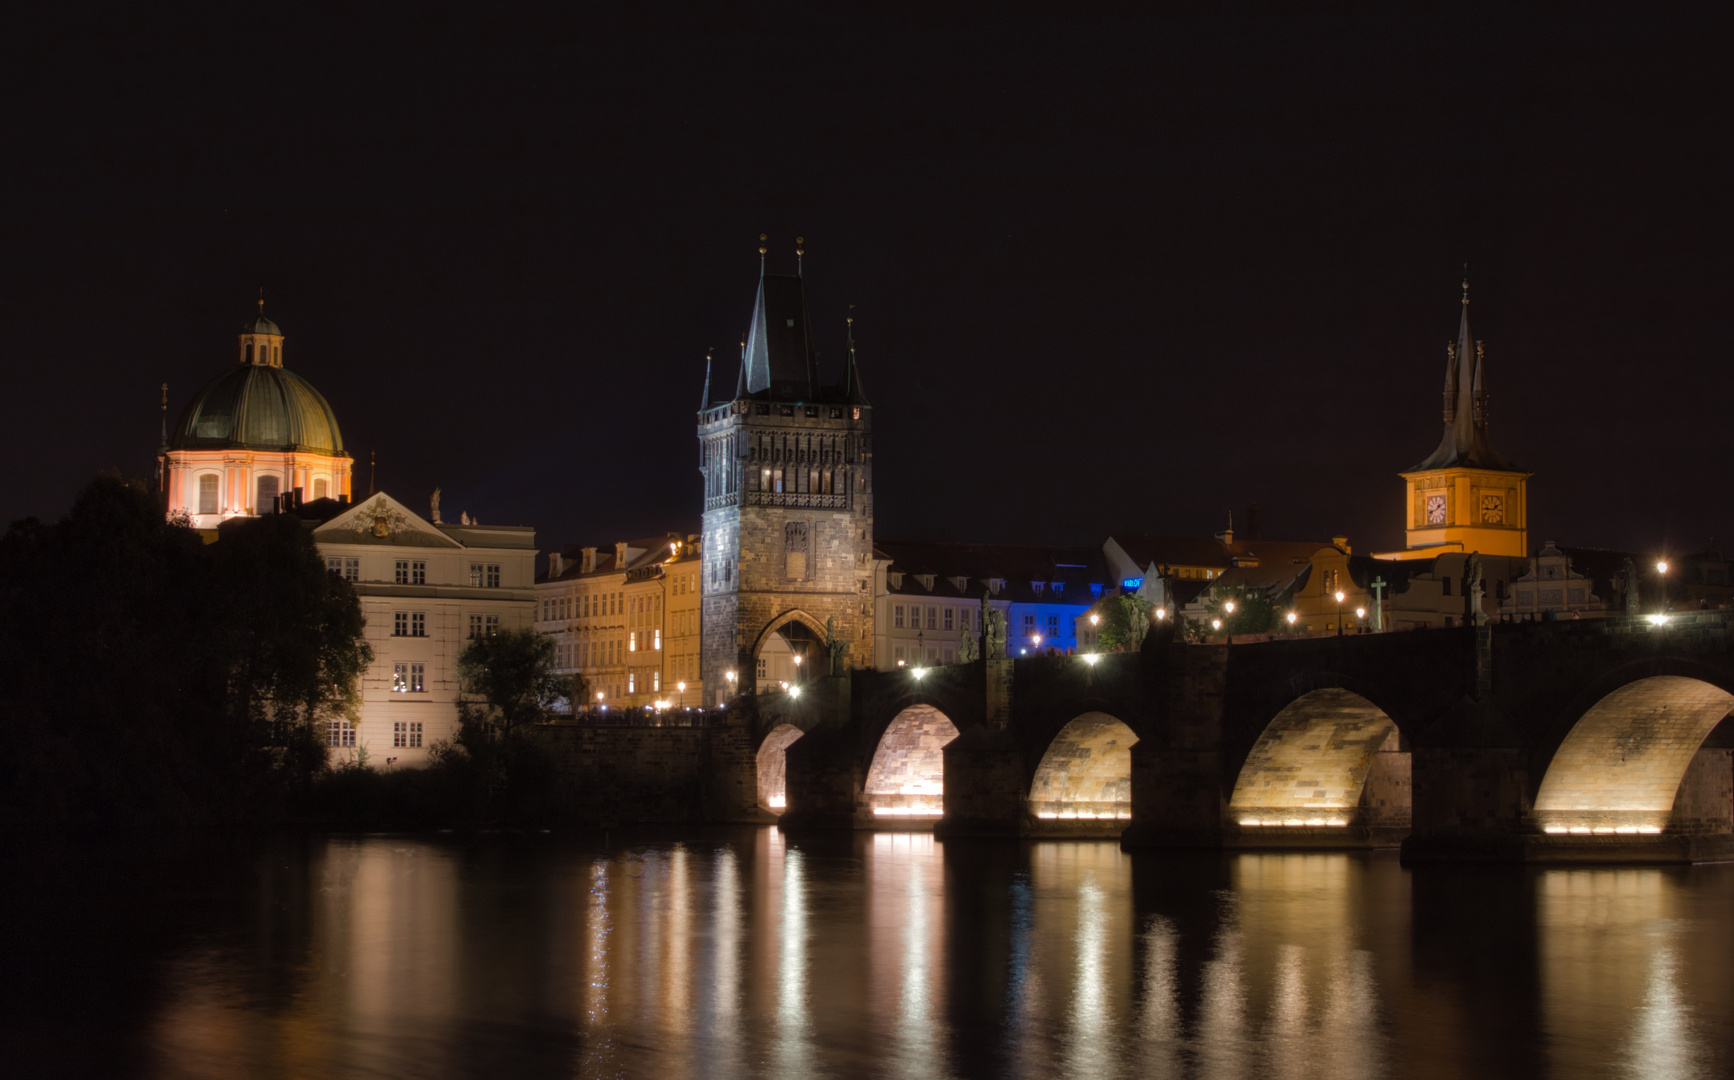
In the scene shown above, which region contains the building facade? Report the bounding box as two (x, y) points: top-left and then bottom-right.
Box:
(312, 493), (537, 763)
(537, 535), (705, 709)
(696, 249), (876, 704)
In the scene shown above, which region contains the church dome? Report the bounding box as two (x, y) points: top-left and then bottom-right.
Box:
(171, 362), (346, 455)
(242, 314), (282, 336)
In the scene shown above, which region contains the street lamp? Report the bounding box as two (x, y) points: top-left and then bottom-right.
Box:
(1286, 611), (1298, 635)
(676, 680), (686, 707)
(1334, 590), (1346, 637)
(1656, 560), (1670, 613)
(1355, 607), (1366, 634)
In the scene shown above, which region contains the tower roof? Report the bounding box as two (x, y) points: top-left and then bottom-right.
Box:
(1409, 278), (1519, 472)
(744, 274), (819, 399)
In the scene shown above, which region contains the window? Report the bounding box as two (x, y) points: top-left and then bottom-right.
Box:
(393, 612), (426, 637)
(326, 719), (355, 748)
(326, 556), (358, 581)
(943, 608), (954, 631)
(198, 474), (219, 515)
(470, 563), (501, 588)
(395, 560), (410, 584)
(393, 721), (423, 748)
(774, 469), (785, 493)
(653, 671), (661, 691)
(629, 632), (637, 652)
(654, 628), (662, 650)
(895, 646), (905, 662)
(313, 478), (328, 500)
(894, 605), (905, 628)
(805, 406), (819, 418)
(409, 561), (426, 585)
(469, 614), (484, 639)
(256, 474), (280, 512)
(392, 663), (425, 693)
(628, 672), (636, 693)
(1023, 614), (1036, 632)
(485, 614), (499, 635)
(755, 657), (768, 679)
(394, 611), (409, 636)
(926, 607), (937, 630)
(1048, 615), (1059, 635)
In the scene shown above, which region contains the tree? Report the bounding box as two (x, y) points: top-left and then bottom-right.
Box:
(1095, 593), (1152, 652)
(1200, 583), (1276, 637)
(0, 473), (371, 828)
(454, 627), (577, 735)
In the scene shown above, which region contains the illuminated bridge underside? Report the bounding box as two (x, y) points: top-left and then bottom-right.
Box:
(864, 706), (958, 817)
(1230, 688), (1397, 827)
(1028, 712), (1137, 821)
(1534, 676), (1733, 834)
(756, 724), (804, 813)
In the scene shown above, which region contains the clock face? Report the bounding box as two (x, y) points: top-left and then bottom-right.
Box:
(1480, 494), (1504, 524)
(1425, 494), (1446, 525)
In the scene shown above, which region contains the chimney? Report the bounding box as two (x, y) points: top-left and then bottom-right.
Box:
(615, 541), (628, 568)
(549, 551), (563, 577)
(581, 546), (598, 574)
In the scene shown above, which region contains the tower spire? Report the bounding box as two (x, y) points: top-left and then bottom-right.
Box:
(843, 304), (869, 406)
(796, 235), (805, 277)
(734, 332), (748, 398)
(758, 233), (767, 275)
(157, 381), (169, 454)
(699, 347), (714, 412)
(1409, 268), (1515, 473)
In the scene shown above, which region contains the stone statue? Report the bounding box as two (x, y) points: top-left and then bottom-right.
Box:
(1464, 552), (1485, 626)
(429, 487), (442, 523)
(825, 615), (847, 676)
(1123, 593), (1150, 649)
(460, 511), (471, 525)
(1621, 557), (1641, 613)
(984, 593), (1007, 655)
(958, 623), (979, 663)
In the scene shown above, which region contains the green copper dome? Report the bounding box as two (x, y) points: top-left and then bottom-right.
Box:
(242, 314), (282, 336)
(171, 363), (346, 455)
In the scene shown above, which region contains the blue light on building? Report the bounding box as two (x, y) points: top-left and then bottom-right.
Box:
(1122, 577), (1144, 589)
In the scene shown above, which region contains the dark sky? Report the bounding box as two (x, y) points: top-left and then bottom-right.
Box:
(3, 4), (1728, 559)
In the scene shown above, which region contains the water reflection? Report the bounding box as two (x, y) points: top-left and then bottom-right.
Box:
(6, 831), (1728, 1078)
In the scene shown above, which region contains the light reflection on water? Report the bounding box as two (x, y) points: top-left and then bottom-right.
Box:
(3, 831), (1731, 1079)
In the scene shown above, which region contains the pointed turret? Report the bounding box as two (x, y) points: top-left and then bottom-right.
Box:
(1410, 275), (1517, 471)
(698, 348), (713, 412)
(842, 307), (869, 407)
(743, 273), (819, 399)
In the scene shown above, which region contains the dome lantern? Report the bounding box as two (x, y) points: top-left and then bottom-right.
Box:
(240, 293), (284, 367)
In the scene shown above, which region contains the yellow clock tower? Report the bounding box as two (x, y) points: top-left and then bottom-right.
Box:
(1385, 278), (1529, 560)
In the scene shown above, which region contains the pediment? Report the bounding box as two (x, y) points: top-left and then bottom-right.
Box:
(314, 493), (462, 549)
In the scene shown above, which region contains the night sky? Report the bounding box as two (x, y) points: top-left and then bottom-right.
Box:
(4, 5), (1728, 559)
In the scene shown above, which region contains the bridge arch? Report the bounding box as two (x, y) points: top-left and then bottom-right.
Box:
(755, 723), (805, 813)
(1228, 687), (1409, 829)
(863, 704), (959, 819)
(1534, 674), (1734, 834)
(1027, 711), (1138, 822)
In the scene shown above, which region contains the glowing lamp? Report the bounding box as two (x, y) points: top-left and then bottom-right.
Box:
(1224, 600), (1235, 614)
(1286, 611), (1297, 624)
(1334, 590), (1345, 603)
(1211, 619), (1222, 631)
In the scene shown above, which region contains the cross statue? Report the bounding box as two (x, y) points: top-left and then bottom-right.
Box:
(1370, 577), (1387, 633)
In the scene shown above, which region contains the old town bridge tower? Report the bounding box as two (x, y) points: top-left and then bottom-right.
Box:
(697, 239), (875, 703)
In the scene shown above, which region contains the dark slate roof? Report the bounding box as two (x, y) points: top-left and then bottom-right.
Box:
(171, 362), (345, 454)
(745, 275), (819, 399)
(879, 539), (1108, 604)
(1409, 286), (1521, 472)
(1110, 535), (1234, 571)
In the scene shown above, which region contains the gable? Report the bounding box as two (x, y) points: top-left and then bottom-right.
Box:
(313, 492), (462, 549)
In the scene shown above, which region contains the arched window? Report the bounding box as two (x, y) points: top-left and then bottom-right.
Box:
(198, 474), (219, 515)
(244, 342), (254, 364)
(313, 478), (328, 500)
(256, 474), (280, 512)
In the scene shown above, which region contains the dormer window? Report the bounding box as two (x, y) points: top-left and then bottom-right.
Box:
(889, 572), (904, 589)
(1032, 581), (1045, 595)
(917, 574), (935, 592)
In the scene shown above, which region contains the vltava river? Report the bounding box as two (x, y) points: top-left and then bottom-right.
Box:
(4, 830), (1731, 1079)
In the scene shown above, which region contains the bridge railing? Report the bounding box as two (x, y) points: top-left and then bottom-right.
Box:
(549, 706), (725, 729)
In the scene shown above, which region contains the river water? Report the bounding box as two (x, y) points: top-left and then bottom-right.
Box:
(4, 830), (1731, 1079)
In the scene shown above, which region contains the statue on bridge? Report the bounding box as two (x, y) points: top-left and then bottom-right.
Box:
(1621, 557), (1641, 614)
(1465, 552), (1486, 626)
(958, 621), (979, 663)
(825, 616), (848, 676)
(983, 592), (1006, 656)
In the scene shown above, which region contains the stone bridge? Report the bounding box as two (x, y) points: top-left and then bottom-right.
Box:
(746, 614), (1734, 863)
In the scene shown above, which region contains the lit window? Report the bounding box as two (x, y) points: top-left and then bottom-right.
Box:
(313, 478), (328, 500)
(653, 629), (662, 649)
(393, 721), (423, 748)
(198, 474), (219, 515)
(653, 671), (661, 691)
(470, 563), (503, 588)
(391, 663), (425, 693)
(629, 632), (637, 652)
(628, 672), (636, 693)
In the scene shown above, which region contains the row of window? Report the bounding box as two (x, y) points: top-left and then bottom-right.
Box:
(324, 719), (423, 748)
(194, 473), (331, 515)
(892, 605), (979, 631)
(1020, 613), (1064, 639)
(325, 557), (503, 588)
(389, 612), (501, 638)
(541, 590), (624, 621)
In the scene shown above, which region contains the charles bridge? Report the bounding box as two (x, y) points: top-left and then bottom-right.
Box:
(539, 613), (1734, 864)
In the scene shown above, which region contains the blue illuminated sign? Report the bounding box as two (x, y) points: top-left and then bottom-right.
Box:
(1122, 577), (1144, 589)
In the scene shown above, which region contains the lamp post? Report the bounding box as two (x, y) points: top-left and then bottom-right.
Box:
(1286, 610), (1298, 636)
(792, 652), (804, 685)
(1656, 560), (1669, 614)
(676, 680), (686, 708)
(1334, 590), (1346, 637)
(1355, 606), (1366, 635)
(724, 668), (737, 705)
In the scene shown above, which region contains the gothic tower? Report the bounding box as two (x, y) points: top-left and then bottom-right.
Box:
(1390, 276), (1530, 559)
(698, 239), (875, 703)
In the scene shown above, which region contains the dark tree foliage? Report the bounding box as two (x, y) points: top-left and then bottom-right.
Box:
(0, 473), (370, 829)
(1201, 583), (1277, 637)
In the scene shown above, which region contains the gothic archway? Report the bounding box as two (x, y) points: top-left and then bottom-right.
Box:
(749, 610), (828, 694)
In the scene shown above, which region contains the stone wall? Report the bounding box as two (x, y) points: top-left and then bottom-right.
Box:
(536, 721), (760, 824)
(1669, 748), (1733, 834)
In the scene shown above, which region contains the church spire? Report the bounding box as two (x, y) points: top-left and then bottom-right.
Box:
(699, 348), (713, 412)
(1410, 271), (1516, 472)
